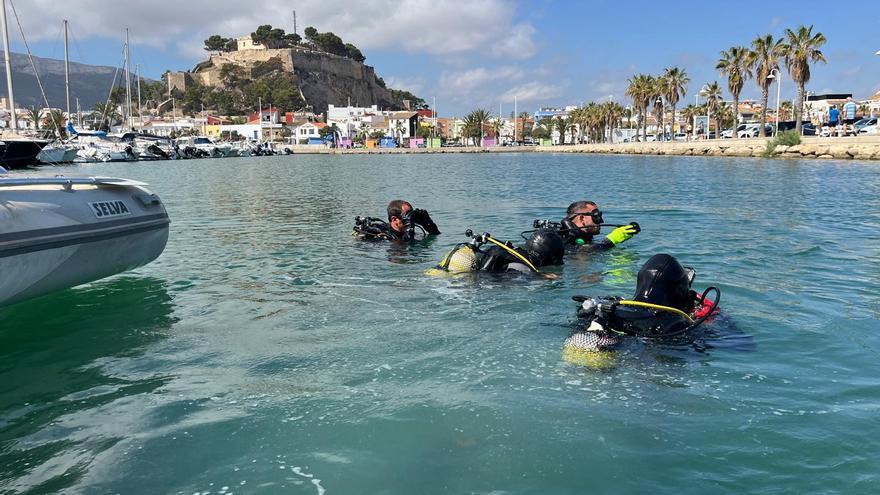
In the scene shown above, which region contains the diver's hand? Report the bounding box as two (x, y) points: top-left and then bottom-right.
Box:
(411, 208), (441, 235)
(605, 223), (639, 246)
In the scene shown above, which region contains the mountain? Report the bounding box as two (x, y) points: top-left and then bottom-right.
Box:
(0, 51), (138, 111)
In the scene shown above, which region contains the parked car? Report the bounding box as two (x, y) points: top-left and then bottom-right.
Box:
(673, 133), (687, 141)
(738, 124), (774, 138)
(644, 134), (657, 142)
(853, 117), (877, 134)
(859, 123), (878, 135)
(722, 124), (747, 139)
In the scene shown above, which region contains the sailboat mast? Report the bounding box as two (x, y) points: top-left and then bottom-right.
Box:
(0, 0), (16, 131)
(64, 20), (70, 120)
(124, 28), (133, 130)
(136, 63), (142, 127)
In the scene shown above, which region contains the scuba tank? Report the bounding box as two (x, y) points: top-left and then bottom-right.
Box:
(431, 230), (546, 274)
(566, 254), (721, 353)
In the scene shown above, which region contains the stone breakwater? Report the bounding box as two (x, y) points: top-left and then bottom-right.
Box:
(286, 136), (880, 160)
(535, 136), (880, 160)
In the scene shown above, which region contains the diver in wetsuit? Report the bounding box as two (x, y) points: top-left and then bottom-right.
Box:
(531, 201), (640, 252)
(432, 228), (565, 275)
(564, 253), (720, 353)
(352, 199), (441, 241)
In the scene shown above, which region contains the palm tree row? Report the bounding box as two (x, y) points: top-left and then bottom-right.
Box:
(714, 24), (825, 137)
(622, 24), (825, 139)
(626, 67), (689, 141)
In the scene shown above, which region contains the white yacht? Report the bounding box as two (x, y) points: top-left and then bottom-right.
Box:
(176, 136), (233, 158)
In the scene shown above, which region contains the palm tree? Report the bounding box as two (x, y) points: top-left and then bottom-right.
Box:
(716, 46), (752, 128)
(554, 116), (571, 145)
(780, 25), (827, 135)
(662, 67), (689, 141)
(780, 101), (793, 121)
(26, 107), (41, 131)
(748, 34), (783, 137)
(626, 74), (654, 141)
(491, 118), (504, 143)
(42, 109), (67, 138)
(703, 82), (723, 138)
(681, 104), (700, 138)
(464, 108), (491, 146)
(93, 102), (122, 130)
(714, 101), (735, 137)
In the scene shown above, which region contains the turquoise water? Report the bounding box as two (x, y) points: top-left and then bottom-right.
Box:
(2, 154), (880, 494)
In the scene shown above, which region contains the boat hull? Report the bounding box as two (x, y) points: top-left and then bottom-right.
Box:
(0, 177), (170, 307)
(1, 138), (51, 169)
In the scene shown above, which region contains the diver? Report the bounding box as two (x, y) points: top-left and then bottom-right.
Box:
(530, 201), (640, 252)
(564, 253), (720, 355)
(352, 200), (441, 241)
(431, 228), (564, 276)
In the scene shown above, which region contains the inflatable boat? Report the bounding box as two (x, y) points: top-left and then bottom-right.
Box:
(0, 173), (170, 307)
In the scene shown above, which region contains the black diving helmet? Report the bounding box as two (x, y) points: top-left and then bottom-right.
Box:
(633, 253), (696, 313)
(524, 228), (565, 266)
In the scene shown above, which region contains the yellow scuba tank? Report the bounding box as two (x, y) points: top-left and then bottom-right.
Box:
(426, 244), (480, 276)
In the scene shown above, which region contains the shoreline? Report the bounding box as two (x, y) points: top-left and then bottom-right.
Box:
(286, 135), (880, 160)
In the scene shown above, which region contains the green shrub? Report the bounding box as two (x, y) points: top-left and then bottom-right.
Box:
(763, 130), (801, 157)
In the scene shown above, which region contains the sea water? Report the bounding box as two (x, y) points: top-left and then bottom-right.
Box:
(2, 153), (879, 493)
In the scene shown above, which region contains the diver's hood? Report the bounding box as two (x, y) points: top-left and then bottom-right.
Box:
(632, 254), (694, 312)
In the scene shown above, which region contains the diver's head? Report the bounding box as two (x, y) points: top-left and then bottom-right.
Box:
(387, 199), (413, 234)
(633, 254), (695, 313)
(524, 228), (565, 266)
(565, 201), (603, 238)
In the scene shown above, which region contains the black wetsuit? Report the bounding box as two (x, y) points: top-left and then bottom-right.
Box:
(567, 235), (615, 253)
(352, 209), (440, 241)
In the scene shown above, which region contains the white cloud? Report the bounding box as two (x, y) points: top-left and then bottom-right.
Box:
(438, 66), (524, 93)
(499, 81), (565, 103)
(14, 0), (537, 60)
(384, 75), (426, 95)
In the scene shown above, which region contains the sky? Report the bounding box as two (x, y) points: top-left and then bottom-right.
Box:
(8, 0), (880, 116)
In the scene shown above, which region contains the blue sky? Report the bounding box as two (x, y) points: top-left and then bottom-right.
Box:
(11, 0), (880, 116)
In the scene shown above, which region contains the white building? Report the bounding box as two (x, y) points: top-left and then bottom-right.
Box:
(293, 122), (327, 142)
(236, 36), (266, 51)
(327, 104), (387, 138)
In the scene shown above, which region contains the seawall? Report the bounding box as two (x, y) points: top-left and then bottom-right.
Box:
(534, 135), (880, 160)
(285, 136), (880, 160)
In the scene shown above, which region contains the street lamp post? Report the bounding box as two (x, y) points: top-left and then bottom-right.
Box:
(656, 97), (663, 141)
(767, 69), (781, 137)
(699, 85), (710, 139)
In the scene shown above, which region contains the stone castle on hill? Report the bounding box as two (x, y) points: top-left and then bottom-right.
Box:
(167, 36), (401, 114)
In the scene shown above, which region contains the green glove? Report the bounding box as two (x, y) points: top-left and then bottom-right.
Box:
(606, 223), (639, 246)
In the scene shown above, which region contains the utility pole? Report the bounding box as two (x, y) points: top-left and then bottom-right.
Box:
(293, 10), (297, 36)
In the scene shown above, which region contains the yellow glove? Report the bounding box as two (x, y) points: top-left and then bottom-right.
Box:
(605, 223), (640, 246)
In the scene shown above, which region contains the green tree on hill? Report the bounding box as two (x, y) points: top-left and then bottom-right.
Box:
(204, 35), (231, 53)
(345, 43), (365, 62)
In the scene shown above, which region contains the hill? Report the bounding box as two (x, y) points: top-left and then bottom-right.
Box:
(0, 51), (135, 111)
